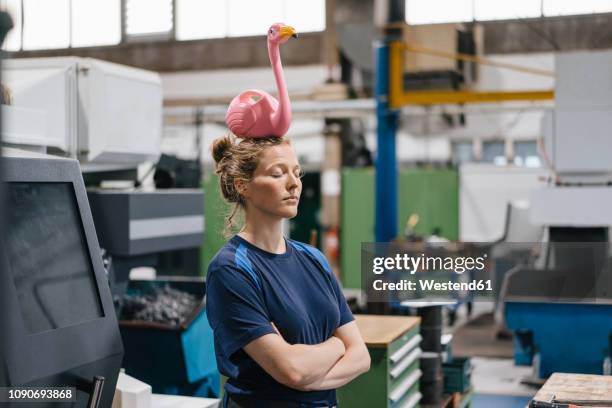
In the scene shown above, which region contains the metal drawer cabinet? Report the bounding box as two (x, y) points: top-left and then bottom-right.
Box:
(337, 315), (422, 408)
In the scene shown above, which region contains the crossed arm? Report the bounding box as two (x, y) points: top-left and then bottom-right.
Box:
(243, 321), (371, 391)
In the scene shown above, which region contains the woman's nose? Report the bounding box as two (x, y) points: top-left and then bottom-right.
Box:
(287, 173), (300, 189)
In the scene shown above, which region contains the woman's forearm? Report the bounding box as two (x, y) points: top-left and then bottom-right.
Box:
(302, 345), (371, 390)
(286, 336), (345, 388)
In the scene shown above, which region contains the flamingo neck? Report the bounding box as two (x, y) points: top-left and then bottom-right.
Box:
(268, 40), (291, 132)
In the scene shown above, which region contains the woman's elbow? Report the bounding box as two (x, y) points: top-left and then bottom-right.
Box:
(359, 347), (371, 374)
(277, 362), (310, 389)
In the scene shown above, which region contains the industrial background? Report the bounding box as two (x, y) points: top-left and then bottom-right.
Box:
(1, 0), (612, 407)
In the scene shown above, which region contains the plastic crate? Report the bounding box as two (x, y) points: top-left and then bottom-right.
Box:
(442, 357), (471, 394)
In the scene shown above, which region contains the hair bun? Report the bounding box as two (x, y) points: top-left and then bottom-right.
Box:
(212, 135), (232, 165)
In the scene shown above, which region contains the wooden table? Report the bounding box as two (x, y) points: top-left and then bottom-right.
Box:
(354, 314), (421, 347)
(530, 373), (612, 407)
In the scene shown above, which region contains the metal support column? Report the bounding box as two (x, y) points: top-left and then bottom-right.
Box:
(374, 42), (399, 243)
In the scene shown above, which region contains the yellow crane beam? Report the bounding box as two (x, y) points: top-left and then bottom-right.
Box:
(388, 41), (555, 109)
(403, 43), (554, 77)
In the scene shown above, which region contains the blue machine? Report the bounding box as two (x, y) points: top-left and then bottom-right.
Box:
(503, 235), (612, 377)
(506, 302), (612, 377)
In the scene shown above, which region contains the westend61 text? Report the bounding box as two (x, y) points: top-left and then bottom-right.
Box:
(372, 279), (493, 292)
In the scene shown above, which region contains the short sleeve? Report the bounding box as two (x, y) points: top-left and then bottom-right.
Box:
(329, 268), (355, 327)
(307, 245), (355, 328)
(205, 261), (276, 359)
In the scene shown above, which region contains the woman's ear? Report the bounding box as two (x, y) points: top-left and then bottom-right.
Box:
(234, 178), (249, 200)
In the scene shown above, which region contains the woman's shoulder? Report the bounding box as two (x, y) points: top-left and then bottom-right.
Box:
(287, 238), (322, 256)
(287, 239), (332, 274)
(207, 237), (263, 289)
(207, 238), (240, 274)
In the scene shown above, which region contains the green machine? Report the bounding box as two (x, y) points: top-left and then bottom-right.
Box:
(202, 174), (230, 275)
(340, 167), (459, 289)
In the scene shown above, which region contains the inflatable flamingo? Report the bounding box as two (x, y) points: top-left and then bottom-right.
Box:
(225, 23), (297, 138)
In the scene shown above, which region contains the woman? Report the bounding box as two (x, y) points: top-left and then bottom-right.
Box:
(206, 134), (370, 408)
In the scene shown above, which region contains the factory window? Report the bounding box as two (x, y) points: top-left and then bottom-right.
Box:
(22, 0), (70, 50)
(405, 0), (473, 25)
(513, 141), (540, 167)
(451, 141), (474, 165)
(284, 0), (326, 33)
(0, 0), (21, 51)
(405, 0), (612, 25)
(2, 0), (121, 50)
(481, 141), (505, 164)
(452, 140), (540, 166)
(125, 0), (173, 39)
(176, 0), (227, 40)
(473, 0), (541, 21)
(71, 0), (121, 47)
(543, 0), (612, 16)
(176, 0), (326, 40)
(228, 0), (284, 37)
(5, 0), (325, 48)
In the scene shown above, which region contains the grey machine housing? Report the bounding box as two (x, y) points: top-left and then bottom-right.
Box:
(0, 153), (123, 408)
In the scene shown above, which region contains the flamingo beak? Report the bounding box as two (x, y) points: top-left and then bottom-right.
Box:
(280, 25), (298, 40)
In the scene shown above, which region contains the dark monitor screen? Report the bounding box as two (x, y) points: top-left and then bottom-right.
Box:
(5, 182), (103, 334)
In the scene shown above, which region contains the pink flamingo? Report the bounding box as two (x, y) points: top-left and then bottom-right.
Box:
(225, 23), (297, 138)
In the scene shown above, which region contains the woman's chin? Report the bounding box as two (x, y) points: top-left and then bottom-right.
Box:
(277, 208), (298, 219)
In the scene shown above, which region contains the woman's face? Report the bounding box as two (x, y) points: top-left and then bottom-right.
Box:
(242, 143), (302, 219)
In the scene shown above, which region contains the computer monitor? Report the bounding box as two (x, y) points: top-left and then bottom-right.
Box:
(1, 153), (123, 408)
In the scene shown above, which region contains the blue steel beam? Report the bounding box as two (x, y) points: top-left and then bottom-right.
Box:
(374, 41), (399, 243)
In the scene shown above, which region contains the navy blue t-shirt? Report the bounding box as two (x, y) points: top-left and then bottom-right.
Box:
(205, 235), (354, 406)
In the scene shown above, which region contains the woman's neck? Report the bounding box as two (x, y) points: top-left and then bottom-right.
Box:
(239, 213), (286, 254)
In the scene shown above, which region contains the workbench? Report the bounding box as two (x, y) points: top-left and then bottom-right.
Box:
(530, 373), (612, 408)
(337, 315), (421, 408)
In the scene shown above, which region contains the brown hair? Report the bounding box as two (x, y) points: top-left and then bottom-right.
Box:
(211, 134), (288, 237)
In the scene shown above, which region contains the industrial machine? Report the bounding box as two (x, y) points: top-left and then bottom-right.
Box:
(504, 50), (612, 377)
(0, 150), (124, 408)
(1, 57), (215, 398)
(87, 189), (204, 312)
(2, 57), (161, 169)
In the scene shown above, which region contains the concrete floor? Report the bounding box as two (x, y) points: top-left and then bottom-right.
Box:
(471, 357), (536, 397)
(450, 303), (538, 407)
